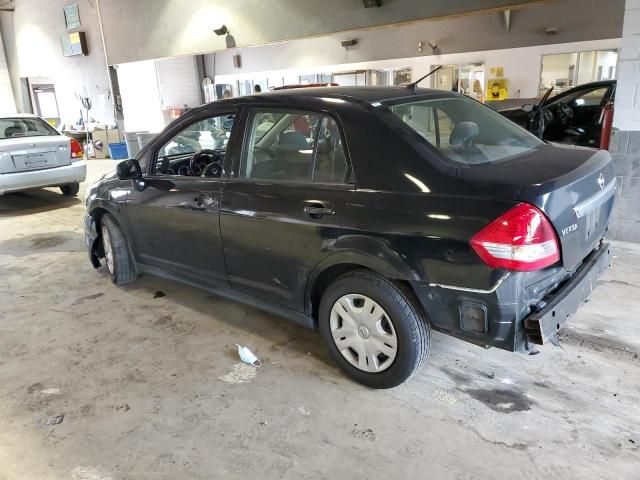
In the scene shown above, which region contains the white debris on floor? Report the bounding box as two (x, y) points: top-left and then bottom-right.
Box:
(219, 362), (259, 384)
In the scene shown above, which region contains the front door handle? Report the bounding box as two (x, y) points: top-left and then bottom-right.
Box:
(304, 202), (335, 218)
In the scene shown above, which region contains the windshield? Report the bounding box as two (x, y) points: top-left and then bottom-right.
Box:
(0, 117), (59, 140)
(389, 96), (544, 166)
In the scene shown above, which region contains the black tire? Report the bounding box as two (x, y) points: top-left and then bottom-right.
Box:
(60, 182), (80, 196)
(100, 213), (137, 285)
(319, 270), (431, 389)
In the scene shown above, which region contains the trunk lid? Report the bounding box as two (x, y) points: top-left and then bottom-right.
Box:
(0, 136), (72, 174)
(460, 143), (615, 271)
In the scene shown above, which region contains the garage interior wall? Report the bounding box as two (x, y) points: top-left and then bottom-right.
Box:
(116, 56), (201, 133)
(116, 61), (164, 134)
(212, 38), (620, 101)
(13, 0), (115, 126)
(210, 0), (624, 80)
(0, 21), (16, 114)
(0, 11), (20, 113)
(610, 0), (640, 242)
(96, 0), (549, 65)
(10, 0), (624, 125)
(156, 56), (201, 111)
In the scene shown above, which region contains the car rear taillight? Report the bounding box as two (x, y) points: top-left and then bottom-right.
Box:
(470, 203), (560, 272)
(70, 139), (83, 160)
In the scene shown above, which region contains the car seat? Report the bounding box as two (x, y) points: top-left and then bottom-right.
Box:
(278, 131), (311, 181)
(4, 126), (24, 138)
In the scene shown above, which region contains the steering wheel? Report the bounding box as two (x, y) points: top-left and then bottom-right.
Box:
(201, 162), (223, 177)
(189, 149), (223, 176)
(555, 102), (574, 126)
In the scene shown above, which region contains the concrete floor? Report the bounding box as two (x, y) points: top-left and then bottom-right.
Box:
(1, 160), (639, 479)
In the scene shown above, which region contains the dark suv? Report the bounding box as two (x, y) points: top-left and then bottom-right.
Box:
(85, 87), (614, 388)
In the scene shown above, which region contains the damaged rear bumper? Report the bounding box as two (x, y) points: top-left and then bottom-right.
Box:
(411, 242), (613, 353)
(524, 242), (613, 346)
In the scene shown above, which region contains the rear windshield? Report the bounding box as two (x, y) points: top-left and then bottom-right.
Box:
(389, 96), (543, 166)
(0, 117), (58, 140)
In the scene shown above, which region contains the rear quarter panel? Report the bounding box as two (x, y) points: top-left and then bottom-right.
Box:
(335, 191), (516, 289)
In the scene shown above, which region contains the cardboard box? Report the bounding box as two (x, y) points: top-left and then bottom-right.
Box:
(92, 128), (120, 158)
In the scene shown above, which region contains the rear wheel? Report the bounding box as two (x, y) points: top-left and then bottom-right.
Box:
(319, 270), (430, 388)
(100, 214), (137, 285)
(60, 182), (79, 196)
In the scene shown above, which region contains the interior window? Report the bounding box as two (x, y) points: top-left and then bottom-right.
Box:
(154, 113), (235, 177)
(240, 109), (348, 183)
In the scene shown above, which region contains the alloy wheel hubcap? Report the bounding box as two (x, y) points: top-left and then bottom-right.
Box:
(101, 225), (114, 274)
(330, 294), (398, 373)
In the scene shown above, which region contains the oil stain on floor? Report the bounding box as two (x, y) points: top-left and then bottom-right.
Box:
(464, 388), (534, 413)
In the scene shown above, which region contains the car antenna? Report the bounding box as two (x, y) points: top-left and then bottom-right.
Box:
(406, 66), (442, 92)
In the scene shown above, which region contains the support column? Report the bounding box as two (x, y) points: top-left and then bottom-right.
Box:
(611, 0), (640, 241)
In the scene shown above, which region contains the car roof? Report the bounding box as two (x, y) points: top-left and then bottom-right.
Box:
(0, 113), (41, 119)
(228, 86), (458, 105)
(558, 80), (616, 91)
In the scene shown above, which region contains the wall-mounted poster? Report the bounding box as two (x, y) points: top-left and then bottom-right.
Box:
(64, 4), (81, 29)
(60, 31), (88, 57)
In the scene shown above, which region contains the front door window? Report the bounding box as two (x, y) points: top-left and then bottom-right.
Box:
(154, 112), (236, 177)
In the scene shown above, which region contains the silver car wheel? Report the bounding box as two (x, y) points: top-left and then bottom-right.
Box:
(330, 294), (398, 373)
(101, 224), (114, 275)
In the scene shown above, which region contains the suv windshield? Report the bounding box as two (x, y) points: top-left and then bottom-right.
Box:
(0, 117), (58, 140)
(389, 96), (543, 166)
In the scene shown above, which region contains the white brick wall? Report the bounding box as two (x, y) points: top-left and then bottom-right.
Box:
(623, 2), (640, 34)
(614, 0), (640, 130)
(610, 0), (640, 242)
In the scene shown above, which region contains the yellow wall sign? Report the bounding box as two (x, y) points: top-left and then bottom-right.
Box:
(485, 79), (508, 101)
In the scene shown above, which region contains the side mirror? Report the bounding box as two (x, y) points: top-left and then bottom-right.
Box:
(521, 104), (535, 113)
(116, 159), (142, 180)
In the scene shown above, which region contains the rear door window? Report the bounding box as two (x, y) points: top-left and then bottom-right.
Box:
(240, 109), (349, 184)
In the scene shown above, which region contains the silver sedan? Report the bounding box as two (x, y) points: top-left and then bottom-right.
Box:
(0, 114), (86, 196)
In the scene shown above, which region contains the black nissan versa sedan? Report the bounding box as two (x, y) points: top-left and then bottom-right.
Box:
(84, 87), (615, 388)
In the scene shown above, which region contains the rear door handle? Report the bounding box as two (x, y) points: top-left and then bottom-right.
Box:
(304, 202), (335, 217)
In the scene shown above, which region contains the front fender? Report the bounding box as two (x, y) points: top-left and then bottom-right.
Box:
(87, 198), (124, 219)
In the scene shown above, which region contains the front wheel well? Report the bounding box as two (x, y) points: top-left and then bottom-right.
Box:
(308, 263), (428, 328)
(90, 207), (110, 232)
